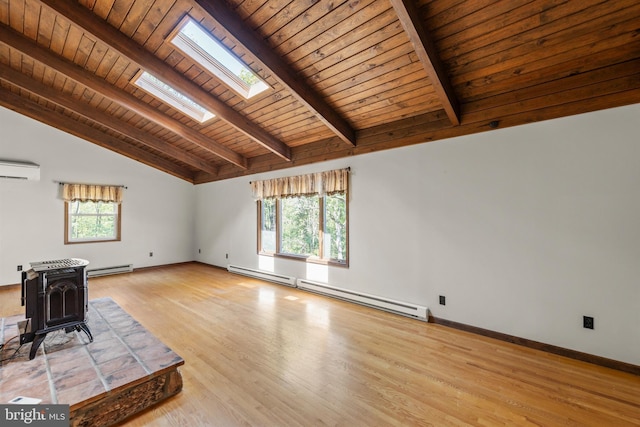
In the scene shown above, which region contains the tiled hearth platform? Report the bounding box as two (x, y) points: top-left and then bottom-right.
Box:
(0, 297), (184, 426)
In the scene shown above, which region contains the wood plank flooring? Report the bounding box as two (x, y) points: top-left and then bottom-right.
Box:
(1, 262), (639, 426)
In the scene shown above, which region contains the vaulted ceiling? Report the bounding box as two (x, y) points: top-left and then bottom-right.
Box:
(1, 0), (639, 184)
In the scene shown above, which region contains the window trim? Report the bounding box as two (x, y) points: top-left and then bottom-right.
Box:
(257, 191), (349, 267)
(64, 201), (122, 244)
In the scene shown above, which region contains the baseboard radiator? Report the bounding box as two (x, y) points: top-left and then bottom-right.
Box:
(297, 279), (428, 320)
(87, 264), (133, 278)
(227, 265), (296, 287)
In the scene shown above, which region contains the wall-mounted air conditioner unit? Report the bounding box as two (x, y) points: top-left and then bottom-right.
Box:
(0, 160), (40, 181)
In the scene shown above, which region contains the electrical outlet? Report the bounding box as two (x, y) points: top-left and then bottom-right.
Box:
(149, 252), (153, 257)
(583, 316), (594, 330)
(225, 253), (228, 259)
(17, 265), (22, 271)
(439, 295), (446, 305)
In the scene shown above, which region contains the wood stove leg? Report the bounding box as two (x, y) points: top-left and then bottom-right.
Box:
(29, 333), (46, 360)
(77, 323), (93, 342)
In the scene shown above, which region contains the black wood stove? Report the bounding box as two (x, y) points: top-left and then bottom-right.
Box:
(20, 258), (93, 359)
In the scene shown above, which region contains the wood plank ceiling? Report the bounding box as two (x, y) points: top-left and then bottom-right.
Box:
(1, 0), (639, 184)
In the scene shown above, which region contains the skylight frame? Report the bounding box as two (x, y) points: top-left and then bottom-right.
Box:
(131, 70), (215, 123)
(168, 16), (270, 100)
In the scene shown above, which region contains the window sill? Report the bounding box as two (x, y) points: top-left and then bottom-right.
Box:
(259, 252), (348, 268)
(65, 238), (121, 245)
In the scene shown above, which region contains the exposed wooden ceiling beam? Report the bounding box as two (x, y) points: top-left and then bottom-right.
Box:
(0, 87), (195, 182)
(0, 63), (219, 176)
(38, 0), (292, 161)
(193, 0), (357, 147)
(204, 70), (640, 183)
(389, 0), (461, 126)
(0, 23), (248, 169)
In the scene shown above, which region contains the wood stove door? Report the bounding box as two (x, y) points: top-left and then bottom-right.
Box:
(44, 270), (84, 328)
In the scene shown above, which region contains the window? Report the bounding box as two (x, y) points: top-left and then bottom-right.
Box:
(131, 70), (215, 123)
(62, 183), (123, 244)
(260, 198), (277, 253)
(324, 192), (347, 260)
(65, 201), (121, 243)
(169, 16), (269, 99)
(280, 195), (320, 257)
(254, 169), (349, 266)
(258, 192), (347, 265)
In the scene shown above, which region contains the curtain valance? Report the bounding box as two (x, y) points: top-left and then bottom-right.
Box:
(250, 168), (349, 200)
(62, 183), (124, 203)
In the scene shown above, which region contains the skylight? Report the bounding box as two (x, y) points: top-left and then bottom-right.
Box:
(132, 71), (215, 123)
(169, 17), (269, 99)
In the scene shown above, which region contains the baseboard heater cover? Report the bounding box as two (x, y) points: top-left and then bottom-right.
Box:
(297, 279), (428, 320)
(227, 265), (296, 287)
(87, 264), (133, 277)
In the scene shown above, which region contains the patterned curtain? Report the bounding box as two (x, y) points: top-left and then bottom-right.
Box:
(250, 168), (349, 200)
(62, 183), (124, 203)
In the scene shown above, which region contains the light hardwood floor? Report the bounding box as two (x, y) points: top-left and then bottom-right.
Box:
(1, 263), (639, 426)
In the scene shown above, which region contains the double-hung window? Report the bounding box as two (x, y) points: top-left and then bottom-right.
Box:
(254, 169), (349, 266)
(63, 184), (123, 244)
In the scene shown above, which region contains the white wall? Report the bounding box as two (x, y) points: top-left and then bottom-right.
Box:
(2, 101), (638, 366)
(0, 107), (196, 286)
(195, 103), (640, 366)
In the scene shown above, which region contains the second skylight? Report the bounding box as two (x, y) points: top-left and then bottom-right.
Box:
(132, 71), (215, 123)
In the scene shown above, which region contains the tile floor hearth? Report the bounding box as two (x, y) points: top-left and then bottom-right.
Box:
(0, 297), (183, 425)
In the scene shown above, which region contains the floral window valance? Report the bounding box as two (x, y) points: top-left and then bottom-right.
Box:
(62, 183), (124, 203)
(250, 168), (349, 200)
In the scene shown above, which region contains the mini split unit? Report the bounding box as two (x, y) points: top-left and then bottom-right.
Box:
(0, 160), (40, 181)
